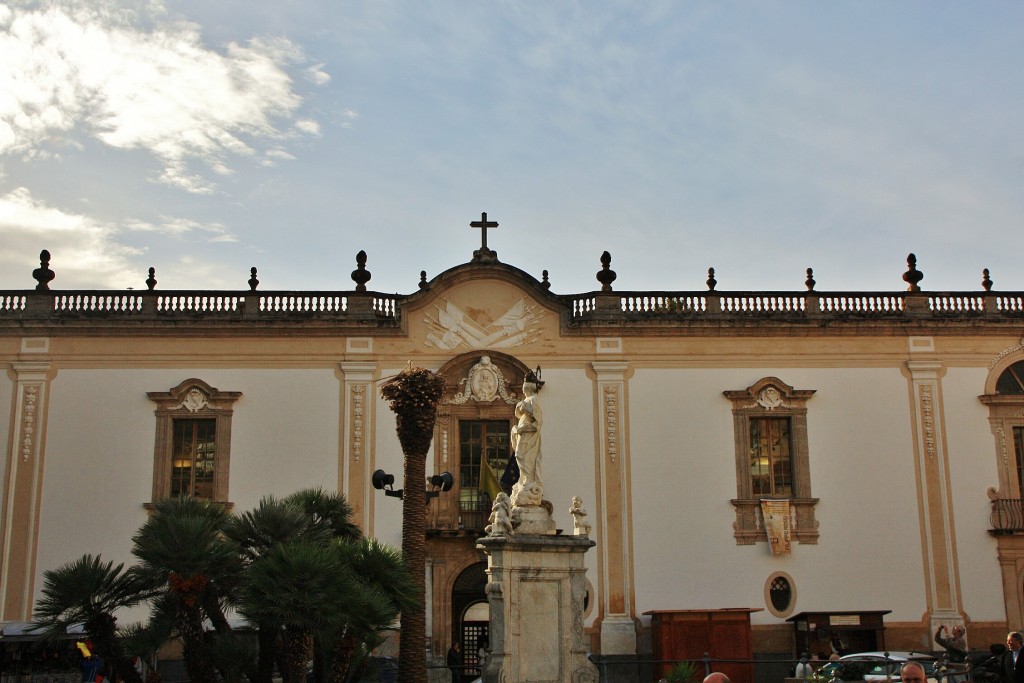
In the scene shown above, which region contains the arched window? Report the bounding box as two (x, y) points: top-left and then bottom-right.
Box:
(996, 360), (1024, 395)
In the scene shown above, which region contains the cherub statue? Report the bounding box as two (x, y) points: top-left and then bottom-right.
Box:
(486, 492), (514, 536)
(569, 496), (591, 537)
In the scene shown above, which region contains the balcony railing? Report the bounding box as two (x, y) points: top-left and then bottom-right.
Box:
(990, 498), (1024, 533)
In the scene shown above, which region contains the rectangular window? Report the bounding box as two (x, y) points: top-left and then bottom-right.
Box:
(749, 417), (793, 497)
(1015, 426), (1024, 497)
(171, 419), (217, 499)
(459, 420), (511, 525)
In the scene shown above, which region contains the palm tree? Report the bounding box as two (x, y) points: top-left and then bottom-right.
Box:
(323, 538), (419, 683)
(33, 554), (149, 683)
(226, 489), (377, 683)
(380, 365), (446, 683)
(131, 496), (241, 683)
(285, 487), (363, 542)
(224, 494), (311, 683)
(237, 538), (360, 683)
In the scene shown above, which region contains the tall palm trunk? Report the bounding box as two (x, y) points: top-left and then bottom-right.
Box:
(381, 366), (445, 683)
(280, 626), (312, 683)
(401, 446), (427, 683)
(172, 573), (219, 683)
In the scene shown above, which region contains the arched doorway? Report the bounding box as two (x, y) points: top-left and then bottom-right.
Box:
(452, 562), (488, 676)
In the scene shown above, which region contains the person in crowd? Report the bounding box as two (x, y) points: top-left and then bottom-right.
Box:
(1003, 632), (1024, 683)
(794, 652), (813, 680)
(446, 641), (462, 683)
(901, 662), (928, 683)
(935, 624), (968, 662)
(477, 636), (489, 672)
(704, 673), (730, 683)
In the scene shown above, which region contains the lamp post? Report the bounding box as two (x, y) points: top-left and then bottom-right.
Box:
(373, 469), (454, 501)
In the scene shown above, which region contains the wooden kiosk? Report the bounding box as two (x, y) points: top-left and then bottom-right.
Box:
(644, 608), (762, 683)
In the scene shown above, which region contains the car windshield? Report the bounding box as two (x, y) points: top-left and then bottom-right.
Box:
(829, 658), (937, 681)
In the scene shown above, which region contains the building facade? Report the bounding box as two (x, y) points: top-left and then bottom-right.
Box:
(2, 241), (1024, 666)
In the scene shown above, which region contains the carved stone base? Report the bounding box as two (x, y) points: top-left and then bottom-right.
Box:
(513, 502), (557, 535)
(477, 533), (597, 683)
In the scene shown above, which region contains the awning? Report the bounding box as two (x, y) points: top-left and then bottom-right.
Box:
(0, 621), (84, 642)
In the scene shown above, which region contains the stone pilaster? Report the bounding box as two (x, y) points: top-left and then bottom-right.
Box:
(590, 361), (638, 655)
(338, 362), (377, 533)
(905, 360), (964, 633)
(1, 361), (53, 621)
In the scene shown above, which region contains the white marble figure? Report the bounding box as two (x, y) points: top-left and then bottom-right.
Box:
(510, 375), (543, 507)
(569, 496), (592, 537)
(486, 492), (514, 536)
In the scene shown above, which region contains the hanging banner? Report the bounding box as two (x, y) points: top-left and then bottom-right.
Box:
(761, 499), (792, 555)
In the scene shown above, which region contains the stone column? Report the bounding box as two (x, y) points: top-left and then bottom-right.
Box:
(905, 360), (965, 634)
(338, 362), (377, 533)
(477, 533), (597, 683)
(0, 361), (53, 621)
(590, 361), (638, 655)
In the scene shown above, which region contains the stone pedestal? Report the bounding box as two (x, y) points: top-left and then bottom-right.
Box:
(477, 530), (597, 683)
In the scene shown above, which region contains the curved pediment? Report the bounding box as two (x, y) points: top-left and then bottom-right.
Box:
(403, 262), (562, 352)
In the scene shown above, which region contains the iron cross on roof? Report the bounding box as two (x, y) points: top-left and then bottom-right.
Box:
(471, 212), (498, 250)
(470, 211), (499, 262)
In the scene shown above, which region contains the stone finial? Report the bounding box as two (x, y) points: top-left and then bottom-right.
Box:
(805, 268), (816, 291)
(541, 269), (550, 290)
(146, 267), (157, 291)
(351, 250), (371, 291)
(982, 268), (993, 292)
(596, 251), (616, 292)
(33, 250), (55, 291)
(903, 253), (923, 292)
(706, 267), (717, 291)
(419, 271), (428, 290)
(248, 267), (259, 291)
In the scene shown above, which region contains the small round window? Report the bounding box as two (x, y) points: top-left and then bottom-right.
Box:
(764, 572), (796, 617)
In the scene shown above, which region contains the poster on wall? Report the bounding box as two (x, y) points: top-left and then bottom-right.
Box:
(761, 499), (792, 555)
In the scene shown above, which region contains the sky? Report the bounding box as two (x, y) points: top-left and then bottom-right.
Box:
(1, 0), (1021, 295)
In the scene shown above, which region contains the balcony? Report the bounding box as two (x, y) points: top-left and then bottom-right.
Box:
(990, 498), (1024, 533)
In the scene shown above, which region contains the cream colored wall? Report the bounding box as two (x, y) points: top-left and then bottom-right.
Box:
(372, 378), (407, 550)
(941, 367), (1003, 621)
(629, 367), (932, 626)
(33, 368), (341, 620)
(0, 374), (13, 513)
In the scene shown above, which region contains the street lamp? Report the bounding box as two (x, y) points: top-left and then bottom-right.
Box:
(373, 469), (453, 501)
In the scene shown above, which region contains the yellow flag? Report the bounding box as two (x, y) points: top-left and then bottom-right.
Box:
(480, 453), (504, 500)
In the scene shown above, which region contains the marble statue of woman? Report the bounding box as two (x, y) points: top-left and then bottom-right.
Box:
(510, 372), (543, 507)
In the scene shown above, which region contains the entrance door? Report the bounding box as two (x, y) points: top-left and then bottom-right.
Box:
(462, 602), (489, 677)
(451, 563), (488, 676)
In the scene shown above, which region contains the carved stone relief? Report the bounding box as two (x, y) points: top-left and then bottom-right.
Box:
(424, 298), (544, 351)
(20, 385), (39, 462)
(446, 355), (518, 405)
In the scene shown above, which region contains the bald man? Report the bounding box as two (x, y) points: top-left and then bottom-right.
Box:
(900, 662), (927, 683)
(704, 673), (731, 683)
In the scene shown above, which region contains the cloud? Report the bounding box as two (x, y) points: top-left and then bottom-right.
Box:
(0, 0), (326, 193)
(123, 216), (236, 242)
(0, 186), (141, 288)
